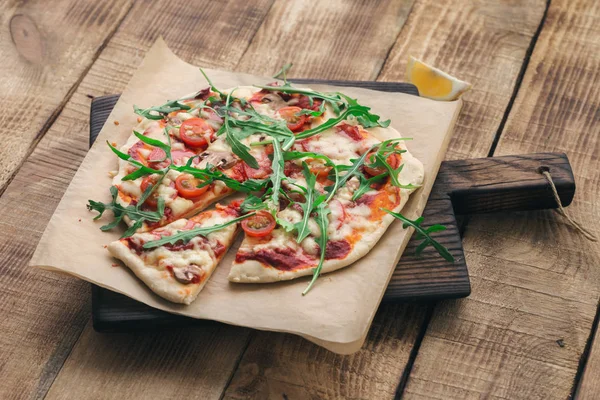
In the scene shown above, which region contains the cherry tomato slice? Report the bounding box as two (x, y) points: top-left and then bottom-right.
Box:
(179, 118), (212, 150)
(175, 174), (209, 199)
(140, 176), (159, 208)
(278, 106), (308, 132)
(363, 152), (401, 177)
(241, 211), (276, 238)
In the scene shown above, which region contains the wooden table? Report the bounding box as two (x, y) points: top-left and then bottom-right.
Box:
(1, 1), (599, 398)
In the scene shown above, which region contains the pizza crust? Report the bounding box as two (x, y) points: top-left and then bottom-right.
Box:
(107, 240), (209, 304)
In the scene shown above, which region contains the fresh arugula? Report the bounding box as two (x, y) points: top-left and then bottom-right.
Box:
(219, 88), (260, 169)
(199, 68), (225, 98)
(241, 194), (268, 212)
(173, 159), (269, 193)
(351, 173), (387, 201)
(382, 209), (454, 262)
(283, 150), (339, 202)
(87, 186), (165, 238)
(273, 63), (293, 84)
(302, 203), (330, 295)
(267, 138), (285, 211)
(107, 141), (163, 181)
(133, 99), (191, 120)
(143, 213), (254, 249)
(293, 163), (319, 243)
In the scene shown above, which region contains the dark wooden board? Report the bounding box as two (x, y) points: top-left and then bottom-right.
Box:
(88, 81), (575, 332)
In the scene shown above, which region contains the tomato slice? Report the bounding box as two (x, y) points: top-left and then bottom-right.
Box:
(179, 118), (212, 150)
(278, 106), (308, 132)
(175, 174), (209, 199)
(363, 152), (401, 177)
(140, 176), (159, 208)
(241, 211), (276, 238)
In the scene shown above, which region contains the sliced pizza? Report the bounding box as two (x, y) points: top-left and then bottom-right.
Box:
(228, 131), (424, 284)
(107, 201), (245, 304)
(90, 72), (450, 304)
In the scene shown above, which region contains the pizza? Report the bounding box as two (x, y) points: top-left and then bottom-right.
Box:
(88, 70), (445, 305)
(107, 201), (244, 304)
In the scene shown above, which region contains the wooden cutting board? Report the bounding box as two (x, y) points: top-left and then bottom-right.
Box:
(88, 80), (575, 332)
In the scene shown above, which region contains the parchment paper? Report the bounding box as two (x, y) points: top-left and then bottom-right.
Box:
(30, 38), (462, 354)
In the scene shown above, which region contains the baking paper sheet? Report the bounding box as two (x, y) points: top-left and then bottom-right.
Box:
(30, 38), (462, 354)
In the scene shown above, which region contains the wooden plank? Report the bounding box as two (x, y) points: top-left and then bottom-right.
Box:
(223, 0), (548, 398)
(402, 0), (600, 398)
(0, 2), (135, 398)
(224, 305), (429, 399)
(377, 0), (547, 160)
(0, 0), (134, 191)
(236, 0), (416, 80)
(45, 322), (252, 400)
(0, 1), (273, 399)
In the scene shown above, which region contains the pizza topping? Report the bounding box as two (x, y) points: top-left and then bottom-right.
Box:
(241, 212), (276, 238)
(127, 141), (148, 163)
(140, 176), (160, 208)
(168, 265), (204, 284)
(278, 106), (308, 132)
(324, 239), (351, 260)
(175, 174), (210, 199)
(179, 118), (212, 150)
(336, 123), (364, 141)
(363, 151), (400, 177)
(235, 247), (314, 271)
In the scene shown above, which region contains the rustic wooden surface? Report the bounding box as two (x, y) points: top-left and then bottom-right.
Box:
(1, 0), (599, 399)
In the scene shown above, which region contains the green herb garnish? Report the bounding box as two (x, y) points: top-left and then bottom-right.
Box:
(133, 99), (190, 120)
(302, 203), (330, 295)
(382, 209), (454, 262)
(143, 213), (254, 249)
(87, 186), (165, 238)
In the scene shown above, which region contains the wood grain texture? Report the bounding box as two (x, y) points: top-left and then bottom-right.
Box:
(0, 1), (273, 399)
(236, 0), (416, 80)
(378, 0), (547, 160)
(223, 0), (551, 398)
(224, 304), (429, 400)
(45, 321), (252, 400)
(402, 0), (600, 398)
(0, 0), (134, 191)
(0, 2), (135, 398)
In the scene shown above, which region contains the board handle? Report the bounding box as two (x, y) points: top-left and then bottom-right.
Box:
(439, 153), (575, 214)
(385, 152), (575, 301)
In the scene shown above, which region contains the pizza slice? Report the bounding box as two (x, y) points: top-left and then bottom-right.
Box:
(228, 130), (424, 284)
(107, 201), (245, 304)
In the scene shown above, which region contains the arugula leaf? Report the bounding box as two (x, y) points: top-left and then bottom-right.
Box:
(382, 209), (454, 262)
(291, 163), (317, 243)
(174, 163), (268, 193)
(351, 173), (387, 201)
(143, 213), (254, 249)
(224, 126), (259, 169)
(107, 141), (163, 181)
(268, 138), (284, 211)
(221, 88), (260, 169)
(283, 150), (339, 202)
(302, 202), (330, 295)
(199, 68), (225, 98)
(241, 194), (268, 212)
(133, 130), (172, 160)
(134, 99), (191, 120)
(87, 186), (164, 238)
(273, 63), (293, 84)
